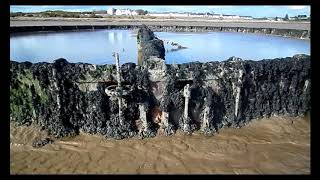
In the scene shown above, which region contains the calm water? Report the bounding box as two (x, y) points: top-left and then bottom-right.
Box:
(10, 29), (310, 65)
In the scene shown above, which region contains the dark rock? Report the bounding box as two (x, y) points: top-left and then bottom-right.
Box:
(137, 24), (165, 65)
(137, 24), (156, 43)
(32, 137), (54, 148)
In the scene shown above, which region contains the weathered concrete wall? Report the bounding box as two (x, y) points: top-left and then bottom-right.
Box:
(10, 25), (310, 39)
(10, 54), (311, 139)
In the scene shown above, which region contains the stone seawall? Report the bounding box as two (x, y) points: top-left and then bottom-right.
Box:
(150, 26), (310, 39)
(10, 55), (311, 139)
(10, 25), (310, 39)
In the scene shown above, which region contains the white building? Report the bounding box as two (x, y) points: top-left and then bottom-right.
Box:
(148, 13), (171, 17)
(207, 13), (222, 19)
(222, 14), (240, 19)
(239, 16), (253, 20)
(115, 9), (135, 16)
(131, 11), (138, 16)
(169, 13), (189, 18)
(148, 12), (192, 18)
(115, 9), (124, 15)
(148, 12), (251, 20)
(107, 8), (115, 15)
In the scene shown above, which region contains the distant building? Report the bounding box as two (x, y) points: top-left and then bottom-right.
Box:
(131, 11), (138, 16)
(221, 14), (240, 19)
(107, 8), (115, 15)
(80, 14), (91, 18)
(148, 12), (172, 17)
(115, 9), (137, 16)
(239, 15), (253, 20)
(208, 13), (222, 19)
(266, 17), (275, 21)
(189, 13), (206, 18)
(147, 11), (253, 20)
(115, 9), (125, 15)
(297, 15), (308, 20)
(95, 14), (109, 17)
(289, 15), (309, 21)
(169, 12), (189, 18)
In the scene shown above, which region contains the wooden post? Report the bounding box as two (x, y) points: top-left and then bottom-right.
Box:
(139, 103), (148, 132)
(115, 53), (121, 87)
(201, 97), (210, 131)
(114, 52), (123, 125)
(183, 84), (191, 132)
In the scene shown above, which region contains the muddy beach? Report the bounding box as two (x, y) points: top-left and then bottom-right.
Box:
(10, 115), (310, 174)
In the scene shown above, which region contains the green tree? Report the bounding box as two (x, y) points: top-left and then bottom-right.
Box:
(284, 14), (289, 21)
(10, 12), (25, 17)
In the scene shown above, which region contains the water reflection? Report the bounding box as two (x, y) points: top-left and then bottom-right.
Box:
(108, 32), (115, 44)
(117, 32), (123, 42)
(10, 30), (310, 65)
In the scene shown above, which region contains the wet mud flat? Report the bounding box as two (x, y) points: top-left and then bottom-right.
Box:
(10, 116), (310, 174)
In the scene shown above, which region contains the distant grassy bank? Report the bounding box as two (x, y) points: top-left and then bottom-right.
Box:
(10, 17), (310, 31)
(10, 10), (310, 22)
(10, 10), (152, 19)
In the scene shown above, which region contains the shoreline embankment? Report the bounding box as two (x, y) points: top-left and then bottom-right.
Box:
(10, 18), (310, 39)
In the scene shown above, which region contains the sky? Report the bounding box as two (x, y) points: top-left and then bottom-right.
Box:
(10, 5), (310, 18)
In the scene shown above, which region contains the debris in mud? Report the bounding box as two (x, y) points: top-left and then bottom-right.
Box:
(32, 137), (54, 148)
(164, 40), (188, 53)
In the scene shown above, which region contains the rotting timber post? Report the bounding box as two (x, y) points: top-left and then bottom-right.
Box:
(114, 53), (124, 125)
(201, 97), (211, 133)
(115, 53), (121, 88)
(104, 52), (126, 126)
(182, 84), (192, 133)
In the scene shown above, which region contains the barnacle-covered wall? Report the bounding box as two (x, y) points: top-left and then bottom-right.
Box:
(10, 25), (311, 139)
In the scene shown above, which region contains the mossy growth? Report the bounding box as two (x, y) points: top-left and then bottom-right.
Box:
(88, 65), (116, 79)
(10, 69), (49, 125)
(176, 65), (188, 79)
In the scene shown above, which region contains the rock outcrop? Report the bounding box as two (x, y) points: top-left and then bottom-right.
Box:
(137, 24), (165, 65)
(10, 54), (311, 139)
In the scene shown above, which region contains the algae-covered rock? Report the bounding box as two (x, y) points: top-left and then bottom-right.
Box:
(137, 24), (165, 65)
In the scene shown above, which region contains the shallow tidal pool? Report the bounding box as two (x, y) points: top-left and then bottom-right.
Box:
(10, 29), (310, 64)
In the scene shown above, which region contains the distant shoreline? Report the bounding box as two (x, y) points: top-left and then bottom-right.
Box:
(10, 17), (310, 31)
(10, 18), (310, 40)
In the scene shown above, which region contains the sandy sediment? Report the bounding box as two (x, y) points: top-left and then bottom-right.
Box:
(10, 116), (310, 174)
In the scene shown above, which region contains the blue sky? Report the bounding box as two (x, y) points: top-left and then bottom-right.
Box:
(10, 5), (310, 18)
